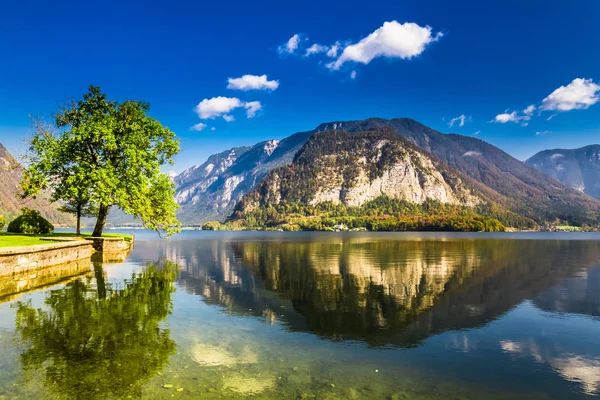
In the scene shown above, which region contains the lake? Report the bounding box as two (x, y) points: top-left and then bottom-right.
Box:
(1, 231), (600, 399)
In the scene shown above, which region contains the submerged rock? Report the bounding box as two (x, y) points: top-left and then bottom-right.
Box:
(221, 372), (275, 395)
(191, 343), (258, 367)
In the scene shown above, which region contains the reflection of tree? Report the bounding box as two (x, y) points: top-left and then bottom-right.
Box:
(14, 262), (178, 399)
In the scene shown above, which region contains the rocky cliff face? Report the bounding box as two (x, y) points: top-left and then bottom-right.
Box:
(0, 142), (73, 225)
(526, 145), (600, 200)
(174, 130), (314, 225)
(237, 130), (479, 213)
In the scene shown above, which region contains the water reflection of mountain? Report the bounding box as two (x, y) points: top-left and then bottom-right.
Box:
(533, 265), (600, 318)
(137, 237), (600, 347)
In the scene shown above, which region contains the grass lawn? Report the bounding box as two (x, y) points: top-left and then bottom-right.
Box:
(0, 232), (133, 248)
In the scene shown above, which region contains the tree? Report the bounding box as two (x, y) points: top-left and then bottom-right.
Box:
(58, 198), (97, 235)
(21, 86), (181, 237)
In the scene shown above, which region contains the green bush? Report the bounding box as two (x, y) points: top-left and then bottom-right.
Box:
(7, 208), (54, 234)
(202, 221), (222, 231)
(0, 216), (6, 231)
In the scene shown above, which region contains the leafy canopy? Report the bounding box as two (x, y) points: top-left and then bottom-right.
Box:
(21, 86), (181, 236)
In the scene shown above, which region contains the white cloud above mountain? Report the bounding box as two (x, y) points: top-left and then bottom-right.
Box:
(540, 78), (600, 112)
(492, 105), (535, 125)
(448, 114), (470, 127)
(195, 96), (262, 121)
(227, 74), (279, 91)
(278, 34), (302, 54)
(190, 123), (207, 131)
(244, 101), (262, 118)
(279, 21), (442, 76)
(327, 21), (443, 70)
(492, 78), (599, 125)
(305, 43), (329, 56)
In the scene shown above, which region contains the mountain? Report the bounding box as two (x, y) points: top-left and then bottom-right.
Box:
(526, 145), (600, 200)
(312, 118), (600, 226)
(174, 130), (313, 225)
(0, 142), (73, 225)
(175, 117), (600, 227)
(237, 129), (480, 210)
(232, 129), (524, 231)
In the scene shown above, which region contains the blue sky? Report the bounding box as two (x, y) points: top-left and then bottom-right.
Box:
(1, 0), (599, 173)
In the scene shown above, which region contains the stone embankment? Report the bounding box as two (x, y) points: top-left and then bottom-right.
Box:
(0, 235), (133, 302)
(0, 236), (133, 277)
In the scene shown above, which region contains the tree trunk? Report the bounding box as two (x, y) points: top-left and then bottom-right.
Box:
(76, 203), (81, 235)
(92, 204), (110, 237)
(93, 263), (107, 300)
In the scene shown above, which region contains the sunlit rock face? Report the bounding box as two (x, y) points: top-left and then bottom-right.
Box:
(309, 150), (476, 207)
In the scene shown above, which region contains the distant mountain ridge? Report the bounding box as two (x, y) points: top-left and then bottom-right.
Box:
(174, 130), (314, 225)
(0, 142), (73, 225)
(174, 117), (600, 227)
(526, 145), (600, 200)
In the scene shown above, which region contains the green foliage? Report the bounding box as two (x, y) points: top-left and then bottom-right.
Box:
(21, 85), (181, 237)
(0, 215), (6, 231)
(202, 221), (222, 230)
(231, 196), (508, 232)
(14, 262), (178, 399)
(7, 208), (54, 234)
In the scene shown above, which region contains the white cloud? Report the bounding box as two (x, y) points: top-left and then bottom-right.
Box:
(473, 131), (481, 136)
(227, 74), (279, 91)
(540, 78), (600, 112)
(244, 101), (262, 118)
(550, 153), (564, 160)
(195, 96), (242, 119)
(211, 127), (216, 131)
(327, 21), (443, 70)
(523, 104), (536, 116)
(190, 123), (207, 131)
(350, 70), (357, 79)
(305, 43), (329, 56)
(493, 111), (520, 123)
(463, 151), (482, 157)
(536, 130), (551, 136)
(448, 114), (470, 127)
(327, 41), (341, 57)
(278, 34), (301, 54)
(492, 105), (534, 125)
(195, 97), (262, 121)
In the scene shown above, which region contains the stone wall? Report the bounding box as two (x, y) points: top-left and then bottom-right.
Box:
(85, 237), (133, 252)
(0, 241), (93, 277)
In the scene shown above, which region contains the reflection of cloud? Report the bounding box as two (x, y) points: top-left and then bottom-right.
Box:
(499, 340), (522, 353)
(499, 339), (600, 395)
(553, 356), (600, 395)
(450, 333), (475, 353)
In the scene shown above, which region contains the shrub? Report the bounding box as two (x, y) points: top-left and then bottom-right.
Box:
(202, 221), (222, 231)
(0, 216), (6, 231)
(7, 208), (54, 234)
